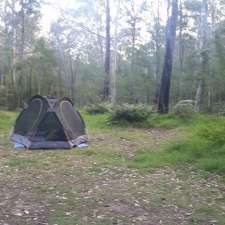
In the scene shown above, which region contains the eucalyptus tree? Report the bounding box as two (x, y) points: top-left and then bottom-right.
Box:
(111, 0), (121, 105)
(103, 0), (111, 101)
(158, 0), (178, 113)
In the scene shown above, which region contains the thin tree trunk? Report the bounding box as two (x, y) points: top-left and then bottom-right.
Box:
(11, 0), (16, 85)
(195, 0), (209, 112)
(20, 0), (25, 60)
(158, 0), (178, 113)
(154, 0), (161, 104)
(57, 68), (62, 96)
(103, 0), (111, 101)
(95, 1), (104, 65)
(69, 54), (75, 103)
(29, 64), (32, 98)
(130, 2), (137, 103)
(178, 0), (184, 100)
(111, 0), (120, 105)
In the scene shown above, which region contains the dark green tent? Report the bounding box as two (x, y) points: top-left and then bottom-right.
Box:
(11, 95), (87, 149)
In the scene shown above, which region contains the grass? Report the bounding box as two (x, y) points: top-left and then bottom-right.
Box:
(145, 113), (199, 129)
(82, 111), (110, 132)
(0, 110), (225, 224)
(0, 110), (17, 131)
(131, 115), (225, 175)
(3, 109), (225, 175)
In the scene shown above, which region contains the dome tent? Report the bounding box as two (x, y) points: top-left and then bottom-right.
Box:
(11, 95), (87, 149)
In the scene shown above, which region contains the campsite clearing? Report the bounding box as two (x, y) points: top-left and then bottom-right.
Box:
(0, 111), (225, 225)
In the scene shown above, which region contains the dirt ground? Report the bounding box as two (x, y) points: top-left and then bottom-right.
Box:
(0, 127), (225, 225)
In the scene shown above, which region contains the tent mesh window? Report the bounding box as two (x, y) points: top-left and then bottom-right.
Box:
(14, 98), (46, 136)
(34, 112), (67, 142)
(59, 101), (85, 139)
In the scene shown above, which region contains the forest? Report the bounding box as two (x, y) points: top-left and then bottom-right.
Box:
(0, 0), (225, 225)
(0, 0), (225, 113)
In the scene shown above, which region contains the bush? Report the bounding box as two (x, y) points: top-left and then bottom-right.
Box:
(85, 103), (112, 115)
(109, 104), (151, 124)
(173, 100), (196, 117)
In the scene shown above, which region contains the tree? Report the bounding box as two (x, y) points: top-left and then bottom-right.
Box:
(158, 0), (178, 113)
(111, 0), (121, 105)
(152, 0), (164, 104)
(103, 0), (111, 101)
(195, 0), (209, 112)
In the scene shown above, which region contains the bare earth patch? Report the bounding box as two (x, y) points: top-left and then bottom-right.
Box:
(0, 127), (224, 225)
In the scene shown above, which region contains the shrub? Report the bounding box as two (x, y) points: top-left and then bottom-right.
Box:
(173, 100), (196, 117)
(85, 103), (112, 115)
(109, 104), (151, 124)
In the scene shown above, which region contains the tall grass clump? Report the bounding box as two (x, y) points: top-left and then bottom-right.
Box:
(131, 116), (225, 175)
(109, 104), (152, 124)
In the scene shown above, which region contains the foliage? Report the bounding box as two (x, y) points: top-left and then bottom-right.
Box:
(109, 104), (151, 124)
(0, 111), (17, 131)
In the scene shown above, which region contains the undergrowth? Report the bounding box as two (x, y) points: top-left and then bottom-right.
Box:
(131, 116), (225, 175)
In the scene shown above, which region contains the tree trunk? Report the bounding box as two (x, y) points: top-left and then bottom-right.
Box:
(158, 0), (178, 113)
(130, 3), (137, 103)
(20, 0), (25, 60)
(111, 0), (120, 105)
(95, 1), (105, 65)
(69, 54), (76, 103)
(57, 68), (62, 97)
(154, 0), (161, 104)
(178, 0), (184, 101)
(195, 0), (209, 112)
(10, 0), (17, 85)
(103, 0), (111, 101)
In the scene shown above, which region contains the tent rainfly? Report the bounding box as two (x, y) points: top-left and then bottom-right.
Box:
(10, 95), (87, 149)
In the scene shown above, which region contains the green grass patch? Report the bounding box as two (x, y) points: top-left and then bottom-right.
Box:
(145, 113), (201, 129)
(0, 111), (17, 131)
(131, 115), (225, 175)
(82, 112), (110, 132)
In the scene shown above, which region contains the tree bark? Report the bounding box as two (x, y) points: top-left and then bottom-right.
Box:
(103, 0), (111, 101)
(178, 0), (184, 101)
(69, 54), (79, 103)
(195, 0), (209, 112)
(111, 0), (120, 105)
(20, 0), (25, 60)
(158, 0), (178, 113)
(154, 0), (161, 104)
(130, 1), (137, 103)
